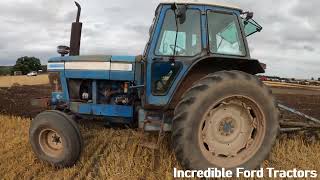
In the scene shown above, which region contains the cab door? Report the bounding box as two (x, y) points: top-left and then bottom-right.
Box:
(145, 5), (206, 107)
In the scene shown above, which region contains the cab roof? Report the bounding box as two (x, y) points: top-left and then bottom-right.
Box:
(160, 0), (242, 12)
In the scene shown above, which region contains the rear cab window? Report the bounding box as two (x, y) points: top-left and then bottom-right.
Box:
(207, 11), (246, 56)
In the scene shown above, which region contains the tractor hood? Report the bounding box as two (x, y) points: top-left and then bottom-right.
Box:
(49, 55), (136, 63)
(48, 55), (137, 81)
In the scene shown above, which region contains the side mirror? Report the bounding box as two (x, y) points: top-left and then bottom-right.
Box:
(244, 11), (254, 21)
(177, 5), (187, 24)
(171, 3), (187, 24)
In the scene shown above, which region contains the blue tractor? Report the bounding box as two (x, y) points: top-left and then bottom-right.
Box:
(29, 1), (279, 171)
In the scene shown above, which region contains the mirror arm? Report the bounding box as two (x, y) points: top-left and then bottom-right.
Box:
(170, 5), (179, 61)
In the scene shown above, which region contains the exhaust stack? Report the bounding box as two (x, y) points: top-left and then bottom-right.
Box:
(69, 1), (82, 56)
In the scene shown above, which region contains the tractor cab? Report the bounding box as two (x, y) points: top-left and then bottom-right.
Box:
(142, 2), (263, 107)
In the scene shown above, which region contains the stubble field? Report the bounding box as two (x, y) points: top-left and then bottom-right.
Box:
(0, 75), (319, 179)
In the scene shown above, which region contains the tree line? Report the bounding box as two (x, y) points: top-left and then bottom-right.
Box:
(0, 56), (46, 76)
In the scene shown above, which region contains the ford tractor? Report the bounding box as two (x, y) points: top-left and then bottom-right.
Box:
(29, 1), (279, 171)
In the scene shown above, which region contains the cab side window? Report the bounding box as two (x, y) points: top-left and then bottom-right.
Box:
(242, 19), (262, 37)
(155, 9), (202, 56)
(207, 11), (245, 56)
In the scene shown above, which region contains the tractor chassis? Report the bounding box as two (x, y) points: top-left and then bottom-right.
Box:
(31, 97), (320, 133)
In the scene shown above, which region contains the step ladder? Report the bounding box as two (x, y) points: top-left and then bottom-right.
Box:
(139, 111), (166, 170)
(140, 111), (166, 149)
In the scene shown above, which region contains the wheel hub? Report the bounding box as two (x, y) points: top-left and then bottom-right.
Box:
(39, 129), (63, 157)
(199, 96), (265, 168)
(219, 118), (235, 136)
(48, 132), (62, 149)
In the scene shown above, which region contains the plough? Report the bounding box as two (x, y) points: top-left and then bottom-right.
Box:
(278, 104), (320, 132)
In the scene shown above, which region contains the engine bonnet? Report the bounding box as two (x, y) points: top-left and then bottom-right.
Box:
(47, 55), (136, 81)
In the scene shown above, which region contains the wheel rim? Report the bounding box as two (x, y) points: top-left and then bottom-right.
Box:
(198, 95), (266, 168)
(39, 129), (64, 158)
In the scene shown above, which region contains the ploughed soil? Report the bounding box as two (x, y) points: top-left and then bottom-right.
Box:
(0, 85), (51, 118)
(0, 84), (319, 121)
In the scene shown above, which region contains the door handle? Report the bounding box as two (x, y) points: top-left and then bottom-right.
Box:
(152, 57), (163, 61)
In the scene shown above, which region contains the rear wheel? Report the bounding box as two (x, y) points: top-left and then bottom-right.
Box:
(29, 110), (83, 168)
(172, 71), (279, 170)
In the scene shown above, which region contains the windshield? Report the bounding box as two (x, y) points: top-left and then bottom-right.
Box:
(155, 9), (202, 56)
(242, 18), (262, 37)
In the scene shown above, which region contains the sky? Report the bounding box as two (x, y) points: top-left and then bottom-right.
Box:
(0, 0), (319, 79)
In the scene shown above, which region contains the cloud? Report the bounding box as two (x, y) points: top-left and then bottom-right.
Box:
(0, 0), (318, 79)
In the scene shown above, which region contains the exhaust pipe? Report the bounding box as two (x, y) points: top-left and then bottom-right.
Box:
(69, 1), (82, 56)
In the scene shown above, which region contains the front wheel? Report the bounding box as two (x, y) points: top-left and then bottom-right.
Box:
(172, 71), (279, 170)
(29, 110), (83, 168)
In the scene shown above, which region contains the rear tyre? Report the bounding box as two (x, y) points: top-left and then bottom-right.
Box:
(29, 110), (83, 168)
(172, 71), (279, 171)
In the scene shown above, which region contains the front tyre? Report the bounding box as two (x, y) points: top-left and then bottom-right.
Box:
(172, 71), (279, 170)
(29, 110), (83, 168)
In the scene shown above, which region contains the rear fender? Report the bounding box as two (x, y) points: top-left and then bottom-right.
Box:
(168, 57), (265, 109)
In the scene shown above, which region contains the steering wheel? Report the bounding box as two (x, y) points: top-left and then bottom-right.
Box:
(170, 44), (186, 55)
